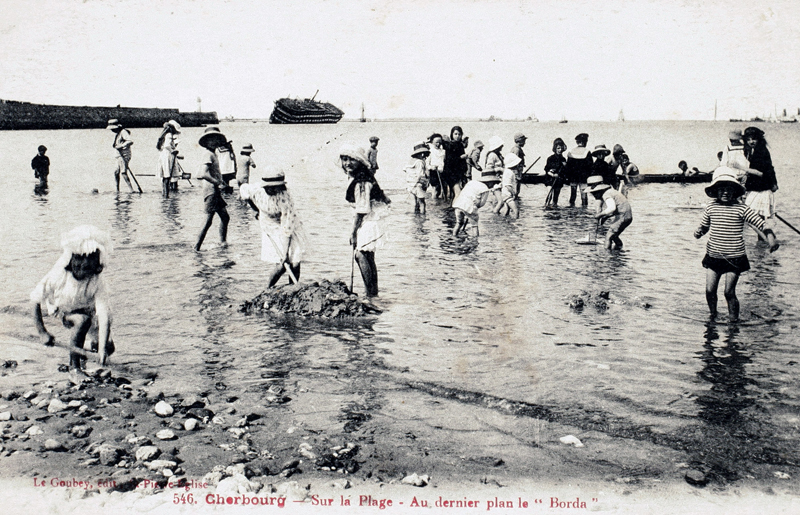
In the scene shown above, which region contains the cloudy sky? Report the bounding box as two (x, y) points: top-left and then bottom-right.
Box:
(1, 0), (798, 121)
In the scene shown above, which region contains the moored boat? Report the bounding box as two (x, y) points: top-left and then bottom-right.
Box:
(269, 91), (344, 124)
(520, 172), (712, 185)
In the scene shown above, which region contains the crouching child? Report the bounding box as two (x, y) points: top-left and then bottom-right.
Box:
(452, 178), (495, 236)
(587, 175), (633, 249)
(31, 225), (114, 379)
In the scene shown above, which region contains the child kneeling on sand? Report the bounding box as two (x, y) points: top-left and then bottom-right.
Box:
(694, 167), (766, 321)
(587, 175), (633, 249)
(240, 168), (306, 287)
(31, 225), (114, 380)
(452, 178), (496, 236)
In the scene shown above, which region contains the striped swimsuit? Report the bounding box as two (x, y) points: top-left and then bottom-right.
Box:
(698, 201), (764, 259)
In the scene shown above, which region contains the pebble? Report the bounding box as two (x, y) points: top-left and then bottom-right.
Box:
(26, 426), (44, 436)
(45, 439), (64, 451)
(135, 446), (161, 462)
(216, 474), (258, 495)
(227, 428), (246, 438)
(147, 459), (177, 471)
(559, 435), (584, 447)
(156, 429), (176, 440)
(154, 401), (174, 417)
(774, 471), (791, 480)
(162, 468), (174, 477)
(70, 425), (92, 438)
(23, 390), (37, 400)
(401, 473), (430, 487)
(211, 416), (225, 425)
(97, 444), (124, 466)
(234, 417), (248, 428)
(331, 479), (352, 489)
(47, 399), (68, 413)
(685, 469), (708, 486)
(36, 398), (50, 409)
(184, 419), (199, 431)
(203, 471), (224, 485)
(68, 400), (82, 408)
(281, 459), (300, 471)
(2, 391), (20, 401)
(0, 412), (12, 421)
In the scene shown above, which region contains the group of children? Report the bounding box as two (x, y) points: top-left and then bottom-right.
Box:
(29, 125), (782, 380)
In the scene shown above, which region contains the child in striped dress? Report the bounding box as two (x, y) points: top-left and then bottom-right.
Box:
(694, 167), (766, 321)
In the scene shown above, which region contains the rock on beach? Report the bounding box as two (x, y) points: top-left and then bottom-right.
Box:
(240, 280), (381, 318)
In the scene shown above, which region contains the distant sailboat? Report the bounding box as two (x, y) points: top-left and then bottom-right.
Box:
(618, 109), (625, 122)
(559, 115), (568, 124)
(359, 103), (366, 123)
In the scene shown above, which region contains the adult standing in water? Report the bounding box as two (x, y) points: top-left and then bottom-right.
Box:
(338, 144), (391, 298)
(107, 119), (134, 192)
(156, 120), (181, 198)
(564, 133), (593, 206)
(742, 126), (780, 252)
(443, 126), (469, 200)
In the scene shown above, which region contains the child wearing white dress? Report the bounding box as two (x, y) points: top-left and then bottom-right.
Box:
(31, 225), (114, 379)
(240, 168), (306, 287)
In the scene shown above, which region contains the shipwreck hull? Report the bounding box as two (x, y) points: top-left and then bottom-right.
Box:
(0, 99), (219, 130)
(269, 98), (344, 124)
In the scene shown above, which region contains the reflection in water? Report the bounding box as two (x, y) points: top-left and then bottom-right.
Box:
(112, 194), (135, 245)
(159, 197), (184, 237)
(194, 255), (237, 391)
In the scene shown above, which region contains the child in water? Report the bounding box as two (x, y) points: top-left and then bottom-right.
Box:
(452, 178), (495, 236)
(694, 167), (766, 321)
(240, 168), (305, 287)
(587, 175), (633, 249)
(31, 145), (50, 190)
(493, 152), (522, 218)
(404, 142), (430, 214)
(31, 225), (114, 380)
(195, 127), (231, 251)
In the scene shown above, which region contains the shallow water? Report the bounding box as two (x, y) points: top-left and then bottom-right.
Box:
(1, 120), (799, 477)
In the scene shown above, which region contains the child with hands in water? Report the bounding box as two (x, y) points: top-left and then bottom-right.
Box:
(31, 225), (114, 380)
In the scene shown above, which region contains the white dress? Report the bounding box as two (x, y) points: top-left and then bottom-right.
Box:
(240, 184), (305, 264)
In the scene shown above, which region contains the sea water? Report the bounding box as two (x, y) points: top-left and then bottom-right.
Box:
(0, 120), (798, 475)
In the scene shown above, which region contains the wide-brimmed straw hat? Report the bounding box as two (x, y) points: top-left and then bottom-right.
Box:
(164, 120), (181, 133)
(338, 144), (370, 168)
(504, 153), (522, 169)
(60, 225), (112, 265)
(588, 182), (611, 194)
(260, 167), (286, 188)
(586, 175), (604, 187)
(705, 166), (745, 197)
(728, 129), (743, 141)
(486, 136), (504, 152)
(106, 119), (122, 130)
(473, 140), (484, 149)
(411, 142), (430, 158)
(241, 143), (255, 153)
(591, 144), (611, 156)
(198, 126), (227, 148)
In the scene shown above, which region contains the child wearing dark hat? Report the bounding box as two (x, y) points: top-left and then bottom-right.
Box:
(195, 127), (231, 251)
(32, 145), (50, 190)
(694, 167), (768, 321)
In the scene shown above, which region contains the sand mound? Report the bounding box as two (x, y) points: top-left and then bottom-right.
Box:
(240, 280), (380, 318)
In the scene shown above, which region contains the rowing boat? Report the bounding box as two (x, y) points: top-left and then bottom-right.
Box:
(520, 172), (712, 185)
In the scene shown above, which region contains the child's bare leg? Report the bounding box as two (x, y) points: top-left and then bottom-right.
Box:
(453, 210), (465, 236)
(195, 213), (215, 251)
(121, 169), (134, 192)
(509, 200), (519, 219)
(289, 263), (301, 283)
(267, 263), (285, 287)
(723, 272), (741, 321)
(33, 304), (55, 346)
(218, 209), (230, 245)
(420, 198), (426, 214)
(705, 269), (721, 318)
(65, 313), (92, 372)
(413, 196), (420, 213)
(355, 251), (378, 297)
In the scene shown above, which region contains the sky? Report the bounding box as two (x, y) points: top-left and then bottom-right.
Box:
(1, 0), (799, 121)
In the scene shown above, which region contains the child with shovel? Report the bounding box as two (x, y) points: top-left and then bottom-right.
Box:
(588, 175), (633, 249)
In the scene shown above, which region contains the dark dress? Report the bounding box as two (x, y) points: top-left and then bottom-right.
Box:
(443, 139), (468, 187)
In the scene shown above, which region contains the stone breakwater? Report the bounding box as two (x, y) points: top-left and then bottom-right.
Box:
(240, 280), (381, 318)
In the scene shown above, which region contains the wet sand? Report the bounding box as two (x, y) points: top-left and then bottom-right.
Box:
(1, 313), (798, 514)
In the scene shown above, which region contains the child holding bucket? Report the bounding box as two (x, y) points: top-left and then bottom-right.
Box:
(404, 142), (430, 214)
(195, 127), (231, 251)
(694, 167), (767, 321)
(31, 225), (114, 380)
(587, 175), (633, 249)
(493, 152), (523, 218)
(240, 168), (305, 287)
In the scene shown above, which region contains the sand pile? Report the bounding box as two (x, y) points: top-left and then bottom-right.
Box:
(240, 280), (380, 318)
